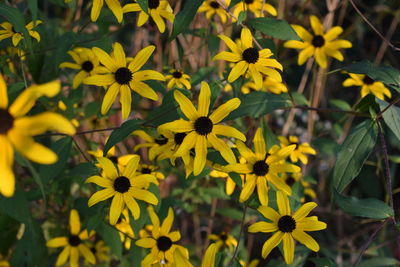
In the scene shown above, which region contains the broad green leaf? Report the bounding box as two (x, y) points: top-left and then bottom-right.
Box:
(247, 17), (301, 41)
(96, 222), (123, 258)
(332, 120), (377, 192)
(104, 119), (142, 155)
(11, 228), (48, 267)
(377, 99), (400, 142)
(191, 67), (215, 86)
(216, 208), (243, 220)
(224, 91), (292, 121)
(359, 257), (399, 267)
(27, 0), (38, 22)
(334, 191), (394, 219)
(237, 11), (247, 25)
(39, 137), (72, 182)
(137, 0), (148, 13)
(54, 32), (76, 72)
(145, 90), (180, 126)
(170, 0), (204, 40)
(0, 4), (33, 53)
(342, 60), (400, 91)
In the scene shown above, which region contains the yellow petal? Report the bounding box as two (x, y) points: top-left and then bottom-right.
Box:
(129, 80), (158, 101)
(105, 0), (123, 22)
(174, 131), (197, 157)
(70, 247), (79, 267)
(14, 112), (75, 136)
(10, 80), (60, 117)
(0, 135), (15, 197)
(241, 28), (253, 49)
(296, 218), (327, 231)
(128, 46), (155, 72)
(209, 98), (240, 124)
(202, 243), (217, 267)
(174, 90), (198, 120)
(208, 133), (236, 164)
(112, 42), (126, 66)
(282, 233), (295, 264)
(46, 237), (68, 248)
(276, 191), (291, 215)
(91, 0), (104, 21)
(136, 238), (156, 248)
(257, 176), (269, 206)
(293, 202), (317, 221)
(92, 47), (118, 71)
(78, 244), (96, 264)
(292, 230), (320, 251)
(213, 125), (246, 141)
(198, 82), (211, 116)
(261, 231), (284, 258)
(315, 48), (327, 68)
(291, 25), (313, 42)
(324, 26), (343, 41)
(129, 188), (158, 205)
(69, 209), (81, 235)
(158, 119), (194, 134)
(85, 175), (113, 188)
(109, 193), (124, 225)
(0, 74), (8, 108)
(310, 15), (323, 35)
(193, 135), (207, 175)
(88, 187), (115, 207)
(122, 154), (140, 178)
(213, 51), (241, 62)
(248, 221), (277, 233)
(284, 40), (308, 49)
(55, 246), (70, 266)
(218, 34), (241, 54)
(150, 10), (166, 33)
(84, 74), (115, 86)
(298, 45), (315, 65)
(101, 82), (119, 115)
(228, 61), (248, 83)
(119, 84), (131, 119)
(123, 193), (140, 219)
(239, 175), (257, 202)
(258, 206), (280, 222)
(161, 208), (174, 234)
(253, 127), (266, 158)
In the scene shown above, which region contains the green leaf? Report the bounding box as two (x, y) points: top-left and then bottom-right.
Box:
(0, 4), (33, 53)
(170, 0), (204, 41)
(104, 119), (142, 155)
(39, 137), (72, 182)
(27, 0), (38, 22)
(224, 91), (292, 121)
(236, 11), (247, 25)
(334, 191), (394, 219)
(145, 90), (180, 126)
(342, 60), (400, 91)
(359, 257), (399, 267)
(216, 208), (243, 220)
(377, 99), (400, 142)
(247, 17), (301, 41)
(191, 67), (215, 86)
(137, 0), (148, 13)
(332, 120), (378, 192)
(96, 222), (123, 258)
(54, 32), (76, 72)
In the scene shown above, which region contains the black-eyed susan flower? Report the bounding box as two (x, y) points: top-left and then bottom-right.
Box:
(224, 128), (300, 205)
(60, 47), (106, 89)
(158, 81), (246, 176)
(115, 208), (135, 250)
(198, 0), (231, 23)
(278, 136), (316, 164)
(133, 130), (172, 160)
(165, 69), (191, 90)
(0, 21), (41, 46)
(91, 0), (124, 22)
(123, 0), (175, 33)
(136, 206), (192, 266)
(136, 163), (165, 181)
(248, 191), (327, 264)
(46, 209), (96, 267)
(208, 232), (237, 250)
(0, 46), (25, 73)
(86, 156), (159, 225)
(343, 73), (391, 100)
(284, 15), (352, 68)
(0, 76), (75, 197)
(85, 240), (109, 264)
(232, 0), (276, 19)
(241, 76), (288, 95)
(84, 42), (165, 119)
(214, 28), (282, 89)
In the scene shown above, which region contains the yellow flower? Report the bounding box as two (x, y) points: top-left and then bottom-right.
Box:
(201, 243), (218, 267)
(0, 76), (75, 197)
(208, 232), (238, 250)
(0, 21), (41, 46)
(0, 46), (25, 73)
(136, 207), (192, 266)
(0, 253), (9, 267)
(136, 163), (165, 181)
(240, 259), (260, 267)
(158, 81), (246, 176)
(132, 130), (173, 160)
(46, 209), (96, 267)
(84, 42), (165, 119)
(214, 28), (283, 89)
(86, 240), (110, 263)
(115, 209), (135, 250)
(343, 73), (391, 100)
(278, 136), (316, 164)
(284, 15), (352, 68)
(60, 47), (106, 89)
(241, 76), (288, 95)
(198, 0), (231, 23)
(123, 0), (175, 33)
(165, 69), (191, 90)
(232, 0), (276, 19)
(224, 128), (300, 205)
(91, 0), (124, 22)
(248, 191), (327, 264)
(86, 156), (159, 225)
(209, 169), (237, 195)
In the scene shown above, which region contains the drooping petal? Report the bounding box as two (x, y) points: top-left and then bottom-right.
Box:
(69, 247), (79, 267)
(228, 61), (248, 83)
(129, 188), (158, 205)
(129, 80), (158, 101)
(257, 176), (269, 206)
(282, 233), (295, 264)
(292, 230), (320, 251)
(296, 217), (327, 231)
(0, 74), (8, 108)
(101, 82), (120, 115)
(119, 84), (132, 119)
(261, 231), (284, 258)
(123, 193), (140, 219)
(55, 246), (70, 266)
(109, 193), (124, 225)
(0, 136), (15, 197)
(239, 175), (257, 202)
(315, 48), (327, 68)
(78, 244), (96, 264)
(173, 131), (197, 157)
(193, 135), (207, 175)
(150, 10), (166, 33)
(298, 45), (315, 65)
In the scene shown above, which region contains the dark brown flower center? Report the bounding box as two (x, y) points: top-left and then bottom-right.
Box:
(115, 67), (133, 85)
(219, 233), (228, 241)
(155, 135), (168, 145)
(68, 235), (81, 246)
(363, 75), (374, 85)
(172, 71), (183, 79)
(210, 1), (220, 9)
(242, 47), (259, 63)
(245, 0), (254, 3)
(157, 236), (173, 251)
(0, 109), (14, 134)
(278, 215), (296, 233)
(290, 142), (299, 149)
(252, 160), (269, 176)
(194, 116), (213, 135)
(81, 61), (94, 72)
(286, 176), (296, 186)
(312, 35), (325, 47)
(148, 0), (160, 9)
(174, 132), (187, 145)
(113, 176), (131, 193)
(141, 168), (152, 174)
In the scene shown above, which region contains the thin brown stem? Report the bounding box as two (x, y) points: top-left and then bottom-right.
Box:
(226, 204), (247, 267)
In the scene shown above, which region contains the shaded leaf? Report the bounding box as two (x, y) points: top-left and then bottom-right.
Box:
(359, 257), (399, 267)
(332, 120), (377, 192)
(104, 119), (142, 155)
(137, 0), (148, 13)
(377, 99), (400, 142)
(170, 0), (204, 40)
